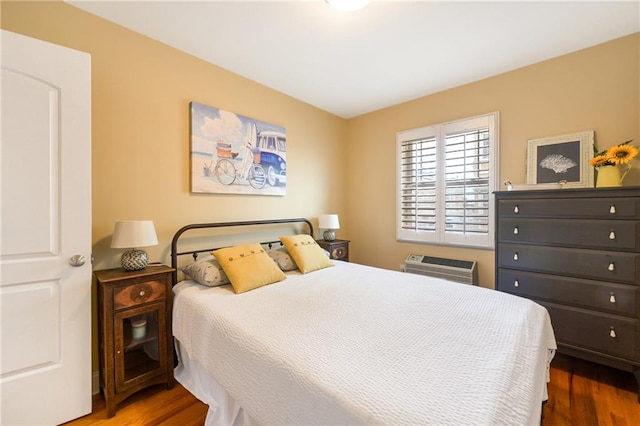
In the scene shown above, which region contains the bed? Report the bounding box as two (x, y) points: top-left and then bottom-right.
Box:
(170, 218), (557, 425)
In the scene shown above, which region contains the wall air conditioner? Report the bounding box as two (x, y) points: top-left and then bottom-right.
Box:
(404, 254), (478, 285)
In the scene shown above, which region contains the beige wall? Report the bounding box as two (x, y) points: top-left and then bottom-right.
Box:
(1, 1), (349, 264)
(3, 1), (639, 375)
(1, 0), (348, 374)
(346, 33), (639, 287)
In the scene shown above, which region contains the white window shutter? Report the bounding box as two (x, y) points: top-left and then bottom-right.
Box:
(397, 112), (499, 248)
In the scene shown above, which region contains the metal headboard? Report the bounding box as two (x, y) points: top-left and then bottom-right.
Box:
(170, 218), (313, 285)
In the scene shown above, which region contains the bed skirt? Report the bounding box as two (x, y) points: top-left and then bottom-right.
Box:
(174, 340), (258, 426)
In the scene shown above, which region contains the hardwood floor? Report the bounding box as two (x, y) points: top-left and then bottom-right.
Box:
(543, 354), (640, 425)
(62, 384), (208, 426)
(65, 353), (639, 425)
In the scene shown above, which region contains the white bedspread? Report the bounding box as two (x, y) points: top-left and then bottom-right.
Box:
(173, 261), (556, 425)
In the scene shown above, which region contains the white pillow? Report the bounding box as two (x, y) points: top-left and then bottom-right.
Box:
(181, 256), (231, 287)
(268, 247), (298, 271)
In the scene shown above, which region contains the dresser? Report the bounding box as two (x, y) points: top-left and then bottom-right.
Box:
(495, 187), (640, 399)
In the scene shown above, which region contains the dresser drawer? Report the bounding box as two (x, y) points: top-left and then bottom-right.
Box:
(497, 243), (640, 284)
(497, 268), (640, 316)
(498, 197), (640, 219)
(541, 302), (640, 361)
(497, 218), (640, 251)
(113, 280), (166, 310)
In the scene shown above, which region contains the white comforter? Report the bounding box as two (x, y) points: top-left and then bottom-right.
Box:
(173, 261), (556, 425)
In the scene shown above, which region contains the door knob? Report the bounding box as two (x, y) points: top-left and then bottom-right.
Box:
(69, 254), (86, 267)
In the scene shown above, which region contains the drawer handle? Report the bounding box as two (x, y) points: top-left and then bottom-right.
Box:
(514, 280), (519, 288)
(609, 230), (616, 240)
(139, 290), (146, 297)
(609, 293), (616, 304)
(609, 328), (617, 339)
(608, 261), (615, 272)
(609, 204), (616, 214)
(513, 252), (519, 261)
(513, 226), (519, 235)
(514, 205), (519, 214)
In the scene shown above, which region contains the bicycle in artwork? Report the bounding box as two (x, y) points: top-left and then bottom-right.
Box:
(202, 121), (286, 190)
(202, 122), (267, 189)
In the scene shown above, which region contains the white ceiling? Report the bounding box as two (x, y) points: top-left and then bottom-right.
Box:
(68, 1), (639, 118)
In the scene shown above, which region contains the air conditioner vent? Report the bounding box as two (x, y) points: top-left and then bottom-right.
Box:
(404, 254), (478, 285)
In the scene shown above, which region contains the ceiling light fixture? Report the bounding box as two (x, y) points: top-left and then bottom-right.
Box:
(325, 0), (371, 12)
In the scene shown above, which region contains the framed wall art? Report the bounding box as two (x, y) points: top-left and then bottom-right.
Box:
(190, 101), (286, 196)
(526, 130), (594, 188)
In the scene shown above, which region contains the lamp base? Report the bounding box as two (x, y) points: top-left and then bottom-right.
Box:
(323, 230), (336, 241)
(121, 248), (149, 271)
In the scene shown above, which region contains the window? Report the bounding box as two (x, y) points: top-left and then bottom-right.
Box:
(396, 112), (499, 248)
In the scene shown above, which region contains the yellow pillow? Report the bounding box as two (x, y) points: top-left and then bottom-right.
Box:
(212, 243), (286, 293)
(280, 234), (334, 274)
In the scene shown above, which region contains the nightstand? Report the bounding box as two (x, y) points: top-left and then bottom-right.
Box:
(95, 265), (175, 418)
(316, 239), (350, 262)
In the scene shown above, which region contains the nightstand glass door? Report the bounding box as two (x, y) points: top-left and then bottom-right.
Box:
(114, 302), (167, 391)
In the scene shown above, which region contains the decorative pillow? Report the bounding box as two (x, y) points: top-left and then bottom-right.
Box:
(213, 243), (287, 294)
(268, 247), (298, 271)
(181, 256), (230, 287)
(280, 234), (334, 274)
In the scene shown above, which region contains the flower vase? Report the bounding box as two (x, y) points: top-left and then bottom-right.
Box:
(596, 165), (622, 187)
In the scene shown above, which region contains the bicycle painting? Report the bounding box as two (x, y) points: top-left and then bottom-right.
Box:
(190, 102), (286, 195)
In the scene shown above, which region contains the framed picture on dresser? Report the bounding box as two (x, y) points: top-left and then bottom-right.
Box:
(526, 130), (594, 188)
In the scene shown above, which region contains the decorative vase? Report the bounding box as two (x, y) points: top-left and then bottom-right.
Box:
(596, 165), (622, 188)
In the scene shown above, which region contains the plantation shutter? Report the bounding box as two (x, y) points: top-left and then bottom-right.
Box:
(443, 127), (490, 235)
(399, 135), (437, 233)
(396, 112), (498, 248)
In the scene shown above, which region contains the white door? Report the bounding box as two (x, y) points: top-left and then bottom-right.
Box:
(1, 30), (92, 425)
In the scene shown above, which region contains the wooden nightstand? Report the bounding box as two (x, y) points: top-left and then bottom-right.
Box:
(95, 265), (175, 418)
(316, 239), (350, 262)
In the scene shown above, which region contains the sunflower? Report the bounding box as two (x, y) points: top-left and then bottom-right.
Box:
(606, 143), (639, 165)
(590, 155), (611, 167)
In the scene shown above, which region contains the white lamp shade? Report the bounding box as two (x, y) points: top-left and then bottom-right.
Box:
(319, 214), (340, 230)
(111, 220), (158, 249)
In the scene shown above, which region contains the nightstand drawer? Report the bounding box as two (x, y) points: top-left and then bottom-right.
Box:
(113, 280), (165, 310)
(330, 243), (348, 261)
(316, 239), (350, 262)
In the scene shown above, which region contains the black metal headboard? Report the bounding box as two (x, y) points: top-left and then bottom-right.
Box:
(170, 218), (313, 285)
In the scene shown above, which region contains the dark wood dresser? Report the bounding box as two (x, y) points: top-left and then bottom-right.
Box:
(495, 187), (640, 400)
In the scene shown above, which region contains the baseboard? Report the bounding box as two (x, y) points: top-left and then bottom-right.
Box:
(92, 371), (100, 395)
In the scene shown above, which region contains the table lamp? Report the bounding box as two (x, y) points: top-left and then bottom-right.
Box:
(319, 214), (340, 241)
(111, 220), (158, 271)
